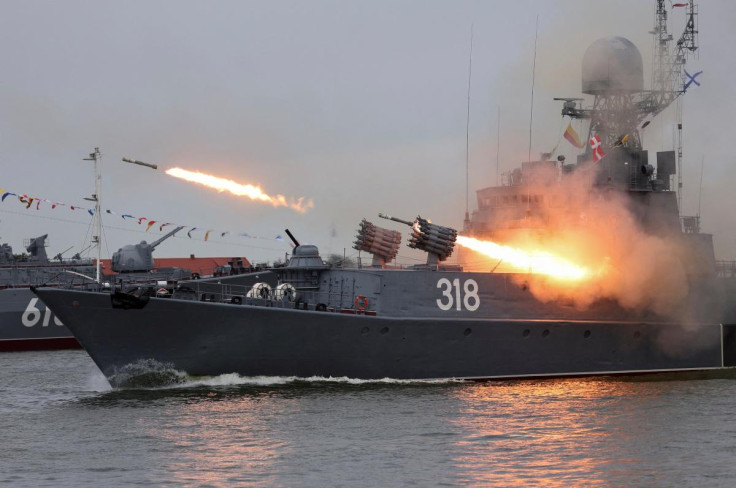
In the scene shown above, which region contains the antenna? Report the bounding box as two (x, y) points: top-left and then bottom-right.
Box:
(527, 15), (539, 165)
(697, 156), (704, 217)
(495, 106), (501, 186)
(677, 98), (684, 211)
(526, 15), (539, 216)
(464, 24), (474, 228)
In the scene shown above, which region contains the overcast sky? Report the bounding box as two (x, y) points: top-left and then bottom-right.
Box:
(2, 0), (735, 264)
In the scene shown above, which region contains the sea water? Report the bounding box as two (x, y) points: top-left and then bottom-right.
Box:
(2, 350), (736, 487)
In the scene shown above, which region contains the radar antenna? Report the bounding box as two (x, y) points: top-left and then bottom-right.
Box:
(555, 1), (698, 154)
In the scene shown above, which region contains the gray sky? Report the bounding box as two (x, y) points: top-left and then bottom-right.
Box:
(2, 0), (735, 264)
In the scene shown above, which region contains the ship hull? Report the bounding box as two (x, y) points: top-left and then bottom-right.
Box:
(34, 287), (736, 383)
(0, 270), (276, 352)
(0, 288), (79, 351)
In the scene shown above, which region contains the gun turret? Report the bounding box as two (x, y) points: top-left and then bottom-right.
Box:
(284, 229), (300, 248)
(111, 226), (184, 273)
(0, 242), (13, 265)
(54, 246), (74, 262)
(149, 226), (185, 251)
(25, 235), (49, 263)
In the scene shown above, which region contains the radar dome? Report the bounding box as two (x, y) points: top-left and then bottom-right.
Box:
(582, 37), (643, 94)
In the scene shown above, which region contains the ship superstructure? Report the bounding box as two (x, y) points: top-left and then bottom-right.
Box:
(461, 2), (716, 289)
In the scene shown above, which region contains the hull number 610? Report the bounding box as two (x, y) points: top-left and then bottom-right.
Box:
(22, 298), (64, 327)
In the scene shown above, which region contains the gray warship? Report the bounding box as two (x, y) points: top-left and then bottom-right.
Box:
(0, 227), (229, 351)
(32, 1), (736, 383)
(0, 234), (97, 350)
(1, 145), (267, 351)
(31, 210), (736, 385)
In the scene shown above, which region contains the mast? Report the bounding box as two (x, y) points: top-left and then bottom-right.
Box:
(650, 0), (698, 211)
(645, 0), (698, 119)
(83, 147), (102, 283)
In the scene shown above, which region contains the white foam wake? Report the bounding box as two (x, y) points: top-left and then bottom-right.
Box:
(178, 374), (465, 388)
(104, 359), (466, 389)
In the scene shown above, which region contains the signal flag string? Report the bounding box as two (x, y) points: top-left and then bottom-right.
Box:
(0, 187), (285, 244)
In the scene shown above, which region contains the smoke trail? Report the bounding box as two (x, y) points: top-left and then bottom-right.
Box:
(455, 235), (590, 281)
(166, 167), (314, 214)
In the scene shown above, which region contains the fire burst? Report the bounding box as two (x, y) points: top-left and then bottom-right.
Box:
(455, 235), (590, 281)
(165, 167), (314, 213)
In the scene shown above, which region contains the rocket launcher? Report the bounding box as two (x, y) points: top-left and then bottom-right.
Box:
(353, 219), (402, 267)
(379, 213), (457, 263)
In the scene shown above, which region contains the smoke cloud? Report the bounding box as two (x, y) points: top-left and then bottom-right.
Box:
(458, 165), (706, 319)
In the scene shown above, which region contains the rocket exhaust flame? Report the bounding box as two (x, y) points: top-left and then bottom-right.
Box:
(456, 235), (590, 281)
(165, 167), (314, 213)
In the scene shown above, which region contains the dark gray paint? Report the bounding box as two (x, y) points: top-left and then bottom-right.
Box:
(35, 272), (729, 384)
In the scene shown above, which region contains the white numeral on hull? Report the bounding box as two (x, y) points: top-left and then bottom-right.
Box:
(22, 298), (63, 327)
(436, 278), (480, 311)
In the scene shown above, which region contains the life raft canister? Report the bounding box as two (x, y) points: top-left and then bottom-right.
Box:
(354, 295), (369, 311)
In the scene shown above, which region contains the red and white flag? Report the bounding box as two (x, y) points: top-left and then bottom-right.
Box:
(590, 134), (605, 163)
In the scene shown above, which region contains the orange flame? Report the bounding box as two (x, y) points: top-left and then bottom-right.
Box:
(165, 167), (314, 213)
(456, 235), (590, 281)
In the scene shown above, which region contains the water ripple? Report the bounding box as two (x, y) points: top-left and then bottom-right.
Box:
(3, 351), (736, 487)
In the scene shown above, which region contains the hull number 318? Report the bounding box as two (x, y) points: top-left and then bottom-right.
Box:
(436, 278), (479, 311)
